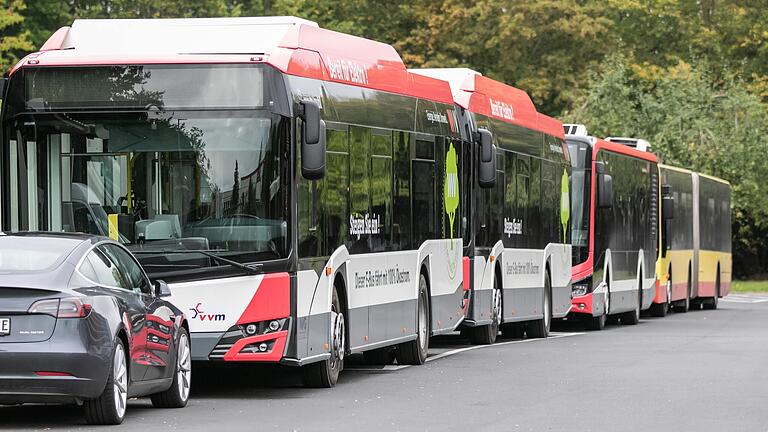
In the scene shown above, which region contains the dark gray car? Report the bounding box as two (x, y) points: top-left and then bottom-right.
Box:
(0, 232), (191, 425)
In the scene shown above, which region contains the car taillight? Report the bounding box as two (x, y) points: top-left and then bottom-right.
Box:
(28, 298), (91, 318)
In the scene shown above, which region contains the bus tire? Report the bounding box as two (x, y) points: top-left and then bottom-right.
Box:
(469, 273), (501, 345)
(585, 282), (609, 331)
(527, 272), (552, 338)
(650, 276), (671, 317)
(703, 272), (720, 310)
(396, 273), (430, 365)
(621, 279), (642, 325)
(302, 287), (344, 388)
(675, 275), (692, 313)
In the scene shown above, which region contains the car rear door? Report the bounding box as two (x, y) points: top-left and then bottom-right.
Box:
(79, 245), (151, 382)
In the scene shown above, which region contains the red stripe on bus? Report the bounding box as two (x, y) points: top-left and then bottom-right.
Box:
(237, 273), (291, 325)
(462, 257), (470, 291)
(570, 293), (593, 315)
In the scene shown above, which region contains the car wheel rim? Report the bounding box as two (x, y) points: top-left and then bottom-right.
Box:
(113, 345), (128, 418)
(330, 307), (345, 369)
(177, 333), (191, 402)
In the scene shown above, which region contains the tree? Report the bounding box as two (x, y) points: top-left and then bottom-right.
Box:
(569, 57), (768, 277)
(0, 0), (33, 73)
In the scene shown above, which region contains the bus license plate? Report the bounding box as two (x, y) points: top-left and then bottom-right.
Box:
(0, 318), (9, 336)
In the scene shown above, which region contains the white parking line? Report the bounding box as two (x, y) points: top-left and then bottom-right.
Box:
(348, 332), (585, 372)
(721, 295), (768, 304)
(425, 332), (584, 363)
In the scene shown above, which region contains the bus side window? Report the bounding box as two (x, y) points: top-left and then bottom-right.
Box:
(530, 157), (541, 247)
(393, 132), (411, 250)
(322, 128), (349, 257)
(371, 131), (392, 252)
(412, 136), (435, 244)
(516, 156), (530, 248)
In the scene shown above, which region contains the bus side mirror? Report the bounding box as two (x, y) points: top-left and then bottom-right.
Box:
(299, 101), (326, 180)
(0, 78), (7, 101)
(596, 162), (613, 208)
(477, 128), (496, 188)
(661, 185), (674, 220)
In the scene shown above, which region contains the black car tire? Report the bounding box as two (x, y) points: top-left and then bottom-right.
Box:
(151, 328), (192, 408)
(84, 338), (128, 425)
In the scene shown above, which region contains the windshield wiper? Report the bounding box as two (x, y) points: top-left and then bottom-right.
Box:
(132, 249), (263, 275)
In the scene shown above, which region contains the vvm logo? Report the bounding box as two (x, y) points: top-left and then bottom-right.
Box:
(189, 303), (226, 322)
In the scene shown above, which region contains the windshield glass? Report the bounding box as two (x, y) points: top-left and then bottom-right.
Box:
(23, 65), (265, 110)
(3, 110), (288, 272)
(567, 139), (591, 265)
(0, 236), (78, 272)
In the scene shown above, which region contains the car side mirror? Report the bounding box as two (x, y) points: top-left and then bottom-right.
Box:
(661, 185), (674, 220)
(154, 280), (172, 298)
(299, 100), (326, 180)
(476, 128), (496, 188)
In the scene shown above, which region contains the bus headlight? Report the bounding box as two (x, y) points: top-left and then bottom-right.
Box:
(572, 284), (588, 297)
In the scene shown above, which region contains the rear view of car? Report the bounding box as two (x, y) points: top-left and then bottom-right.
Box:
(0, 233), (191, 424)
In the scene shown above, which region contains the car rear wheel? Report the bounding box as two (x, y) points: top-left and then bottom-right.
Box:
(83, 338), (128, 425)
(151, 328), (191, 408)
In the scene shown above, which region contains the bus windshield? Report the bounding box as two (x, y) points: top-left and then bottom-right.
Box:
(567, 139), (591, 265)
(3, 110), (288, 272)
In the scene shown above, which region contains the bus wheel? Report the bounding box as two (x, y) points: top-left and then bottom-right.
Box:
(675, 279), (691, 313)
(396, 273), (430, 365)
(527, 273), (552, 338)
(302, 287), (344, 388)
(585, 287), (608, 331)
(469, 274), (501, 345)
(650, 278), (671, 317)
(703, 273), (720, 310)
(622, 279), (642, 325)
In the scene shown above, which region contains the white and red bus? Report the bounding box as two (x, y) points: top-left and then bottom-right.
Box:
(0, 17), (493, 387)
(413, 69), (572, 343)
(564, 126), (658, 330)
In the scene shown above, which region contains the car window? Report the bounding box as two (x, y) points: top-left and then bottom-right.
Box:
(77, 255), (98, 282)
(103, 244), (151, 295)
(85, 247), (130, 290)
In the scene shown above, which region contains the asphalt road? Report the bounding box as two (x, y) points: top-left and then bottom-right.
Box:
(2, 294), (767, 431)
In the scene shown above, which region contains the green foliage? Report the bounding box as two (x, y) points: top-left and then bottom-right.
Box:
(0, 0), (33, 72)
(569, 58), (768, 276)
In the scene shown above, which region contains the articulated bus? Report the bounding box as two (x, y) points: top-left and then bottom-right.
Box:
(653, 165), (731, 315)
(413, 69), (572, 343)
(564, 126), (658, 330)
(0, 17), (486, 387)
